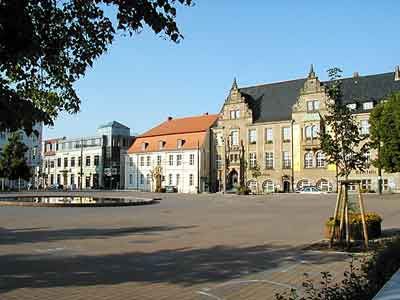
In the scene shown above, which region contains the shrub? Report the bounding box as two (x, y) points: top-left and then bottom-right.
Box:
(275, 238), (400, 300)
(325, 212), (382, 240)
(237, 186), (250, 195)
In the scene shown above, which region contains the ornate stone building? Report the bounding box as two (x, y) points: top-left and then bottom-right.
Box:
(213, 66), (400, 193)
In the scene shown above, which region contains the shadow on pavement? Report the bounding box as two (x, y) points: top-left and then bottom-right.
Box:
(0, 243), (347, 293)
(0, 225), (197, 245)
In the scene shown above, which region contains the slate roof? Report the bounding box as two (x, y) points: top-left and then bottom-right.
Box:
(98, 121), (130, 129)
(239, 71), (400, 123)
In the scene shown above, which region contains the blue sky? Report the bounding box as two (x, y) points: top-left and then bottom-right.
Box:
(45, 0), (400, 138)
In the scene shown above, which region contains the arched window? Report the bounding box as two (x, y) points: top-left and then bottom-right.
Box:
(316, 151), (325, 168)
(316, 179), (332, 192)
(304, 152), (313, 168)
(312, 125), (320, 138)
(247, 180), (257, 193)
(297, 179), (310, 190)
(262, 180), (274, 193)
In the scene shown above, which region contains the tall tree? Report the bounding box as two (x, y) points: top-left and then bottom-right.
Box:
(370, 92), (400, 178)
(320, 68), (369, 181)
(0, 0), (193, 135)
(0, 132), (32, 182)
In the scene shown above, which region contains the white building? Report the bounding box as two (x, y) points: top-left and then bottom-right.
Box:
(42, 121), (134, 189)
(125, 114), (218, 193)
(0, 123), (43, 189)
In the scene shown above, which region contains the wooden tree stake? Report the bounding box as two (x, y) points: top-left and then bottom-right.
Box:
(329, 184), (343, 248)
(357, 183), (369, 250)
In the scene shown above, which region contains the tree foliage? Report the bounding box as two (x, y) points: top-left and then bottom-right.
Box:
(0, 132), (32, 181)
(369, 92), (400, 173)
(320, 68), (369, 179)
(0, 0), (193, 135)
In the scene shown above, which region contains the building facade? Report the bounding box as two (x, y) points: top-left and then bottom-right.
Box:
(125, 114), (218, 193)
(42, 121), (134, 189)
(0, 123), (43, 189)
(213, 66), (400, 193)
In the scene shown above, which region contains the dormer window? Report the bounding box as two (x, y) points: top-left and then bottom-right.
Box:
(159, 140), (165, 150)
(307, 100), (320, 112)
(177, 139), (185, 149)
(229, 109), (240, 119)
(363, 102), (374, 110)
(141, 142), (149, 151)
(347, 103), (357, 111)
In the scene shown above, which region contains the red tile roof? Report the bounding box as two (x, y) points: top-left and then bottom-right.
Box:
(128, 114), (218, 154)
(140, 114), (219, 138)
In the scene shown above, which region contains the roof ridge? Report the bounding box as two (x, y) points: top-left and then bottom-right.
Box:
(239, 77), (307, 90)
(160, 113), (219, 121)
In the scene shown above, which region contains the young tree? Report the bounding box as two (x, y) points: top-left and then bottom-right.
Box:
(0, 132), (32, 184)
(248, 160), (261, 194)
(320, 68), (369, 181)
(370, 93), (400, 186)
(0, 0), (193, 135)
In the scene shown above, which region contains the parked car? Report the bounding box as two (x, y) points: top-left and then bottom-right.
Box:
(164, 186), (178, 193)
(47, 184), (63, 191)
(296, 186), (327, 194)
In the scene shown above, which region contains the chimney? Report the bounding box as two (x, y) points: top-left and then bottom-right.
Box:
(395, 66), (400, 81)
(204, 112), (209, 115)
(167, 116), (173, 121)
(353, 72), (359, 78)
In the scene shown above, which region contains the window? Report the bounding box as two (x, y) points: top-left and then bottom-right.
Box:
(282, 127), (291, 142)
(216, 154), (222, 169)
(230, 154), (239, 163)
(383, 179), (389, 191)
(169, 155), (174, 166)
(176, 174), (180, 186)
(263, 180), (274, 193)
(159, 140), (165, 150)
(297, 179), (310, 190)
(64, 157), (68, 168)
(265, 128), (273, 143)
(57, 158), (61, 167)
(177, 154), (182, 166)
(247, 180), (257, 193)
(304, 152), (313, 168)
(316, 151), (325, 168)
(140, 174), (144, 185)
(215, 133), (223, 146)
(361, 179), (372, 191)
(86, 156), (91, 166)
(142, 142), (148, 151)
(70, 174), (75, 186)
(305, 126), (313, 139)
(146, 156), (151, 166)
(168, 174), (173, 185)
(249, 153), (257, 168)
(50, 174), (54, 185)
(347, 103), (357, 110)
(189, 154), (195, 165)
(146, 174), (151, 185)
(230, 130), (239, 146)
(71, 157), (75, 167)
(360, 120), (370, 135)
(157, 155), (162, 166)
(50, 160), (55, 168)
(230, 110), (240, 119)
(307, 100), (320, 112)
(129, 157), (134, 167)
(363, 102), (373, 110)
(78, 157), (82, 167)
(312, 125), (320, 138)
(140, 156), (145, 166)
(362, 151), (370, 167)
(248, 129), (257, 144)
(94, 155), (100, 166)
(282, 151), (291, 169)
(57, 174), (61, 184)
(189, 174), (194, 186)
(317, 179), (331, 192)
(129, 174), (133, 185)
(177, 139), (184, 149)
(265, 152), (273, 169)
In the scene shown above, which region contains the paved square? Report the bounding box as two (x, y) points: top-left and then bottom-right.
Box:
(1, 192), (399, 299)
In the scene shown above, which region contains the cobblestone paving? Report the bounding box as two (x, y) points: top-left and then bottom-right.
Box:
(0, 192), (399, 299)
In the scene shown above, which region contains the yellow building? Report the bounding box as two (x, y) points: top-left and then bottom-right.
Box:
(213, 66), (400, 193)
